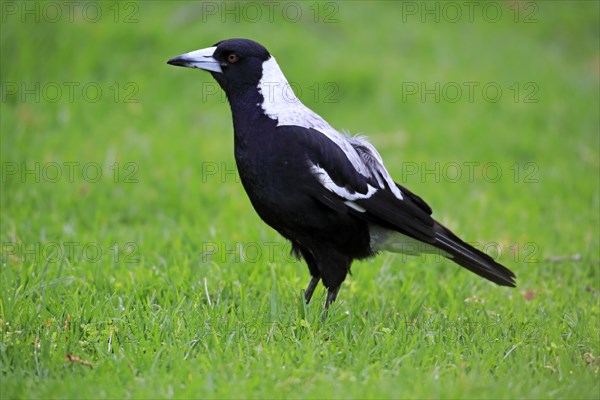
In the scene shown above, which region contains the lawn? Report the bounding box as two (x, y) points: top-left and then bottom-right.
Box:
(1, 1), (599, 399)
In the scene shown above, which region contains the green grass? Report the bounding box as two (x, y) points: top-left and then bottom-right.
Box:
(1, 1), (599, 399)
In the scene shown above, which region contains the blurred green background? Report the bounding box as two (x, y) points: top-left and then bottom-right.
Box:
(1, 1), (599, 399)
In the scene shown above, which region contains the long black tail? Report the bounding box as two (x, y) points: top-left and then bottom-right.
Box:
(432, 222), (516, 287)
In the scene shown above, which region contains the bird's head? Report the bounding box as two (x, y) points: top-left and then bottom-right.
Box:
(167, 38), (271, 94)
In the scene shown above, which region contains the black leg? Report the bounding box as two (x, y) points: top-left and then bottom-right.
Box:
(304, 276), (320, 304)
(324, 286), (341, 309)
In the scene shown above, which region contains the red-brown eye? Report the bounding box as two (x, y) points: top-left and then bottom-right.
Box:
(227, 53), (239, 64)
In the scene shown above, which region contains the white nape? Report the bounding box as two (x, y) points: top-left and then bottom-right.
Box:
(258, 57), (404, 202)
(258, 57), (370, 176)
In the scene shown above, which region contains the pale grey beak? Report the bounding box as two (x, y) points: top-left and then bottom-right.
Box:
(167, 46), (222, 73)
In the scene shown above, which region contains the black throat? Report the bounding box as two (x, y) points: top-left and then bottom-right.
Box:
(223, 85), (277, 147)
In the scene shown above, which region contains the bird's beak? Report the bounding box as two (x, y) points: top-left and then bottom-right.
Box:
(167, 46), (222, 73)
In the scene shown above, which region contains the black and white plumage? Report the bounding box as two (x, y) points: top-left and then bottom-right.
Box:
(167, 38), (516, 307)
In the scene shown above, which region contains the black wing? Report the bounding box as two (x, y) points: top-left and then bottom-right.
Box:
(302, 129), (516, 287)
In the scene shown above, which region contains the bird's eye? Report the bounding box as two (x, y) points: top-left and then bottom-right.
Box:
(227, 53), (239, 64)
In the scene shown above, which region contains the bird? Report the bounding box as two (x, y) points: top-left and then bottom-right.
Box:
(167, 38), (516, 308)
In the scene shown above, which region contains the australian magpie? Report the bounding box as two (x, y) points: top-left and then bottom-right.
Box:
(167, 38), (516, 308)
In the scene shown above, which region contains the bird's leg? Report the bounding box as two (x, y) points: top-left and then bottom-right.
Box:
(324, 286), (341, 309)
(304, 276), (320, 304)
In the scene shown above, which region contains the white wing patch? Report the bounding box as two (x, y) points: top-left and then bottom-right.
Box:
(347, 136), (404, 200)
(344, 201), (367, 213)
(310, 164), (377, 201)
(258, 57), (369, 176)
(258, 57), (403, 202)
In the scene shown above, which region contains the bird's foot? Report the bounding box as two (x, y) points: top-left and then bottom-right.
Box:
(324, 286), (340, 309)
(304, 276), (320, 304)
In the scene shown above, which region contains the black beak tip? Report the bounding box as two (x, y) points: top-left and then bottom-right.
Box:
(167, 57), (184, 67)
